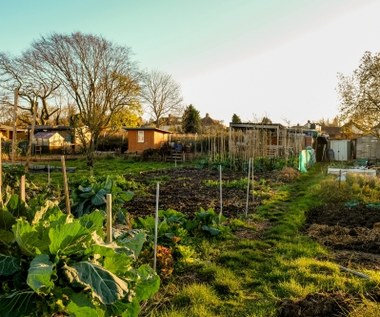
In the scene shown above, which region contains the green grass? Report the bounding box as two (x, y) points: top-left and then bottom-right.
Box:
(28, 156), (175, 187)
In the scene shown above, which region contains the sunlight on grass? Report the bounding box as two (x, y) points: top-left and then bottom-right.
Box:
(349, 300), (380, 317)
(277, 278), (318, 299)
(169, 283), (220, 317)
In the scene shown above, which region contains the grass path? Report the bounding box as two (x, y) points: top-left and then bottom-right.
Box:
(145, 166), (380, 317)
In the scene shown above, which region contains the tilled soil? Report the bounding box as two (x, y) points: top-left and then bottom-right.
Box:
(278, 203), (380, 317)
(124, 167), (254, 218)
(304, 204), (380, 270)
(124, 166), (300, 218)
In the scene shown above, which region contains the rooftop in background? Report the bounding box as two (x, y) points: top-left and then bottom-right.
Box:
(123, 127), (172, 134)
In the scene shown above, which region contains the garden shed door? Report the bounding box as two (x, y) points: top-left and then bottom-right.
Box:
(329, 140), (351, 161)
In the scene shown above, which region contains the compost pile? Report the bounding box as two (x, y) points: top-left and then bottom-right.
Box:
(305, 204), (380, 269)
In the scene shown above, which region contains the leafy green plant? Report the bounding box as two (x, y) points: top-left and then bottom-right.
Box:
(187, 208), (230, 237)
(0, 201), (159, 317)
(134, 209), (189, 246)
(71, 175), (134, 220)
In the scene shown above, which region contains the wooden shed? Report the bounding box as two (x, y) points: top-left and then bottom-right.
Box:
(355, 136), (380, 160)
(329, 139), (351, 161)
(124, 127), (171, 154)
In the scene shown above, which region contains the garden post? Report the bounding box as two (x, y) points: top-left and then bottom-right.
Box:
(251, 157), (255, 205)
(219, 165), (223, 220)
(47, 164), (51, 185)
(61, 155), (71, 215)
(0, 136), (2, 207)
(153, 182), (159, 272)
(20, 174), (26, 202)
(106, 194), (113, 243)
(245, 158), (251, 218)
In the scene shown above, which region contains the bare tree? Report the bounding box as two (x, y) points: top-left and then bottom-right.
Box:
(140, 70), (183, 127)
(0, 52), (63, 170)
(30, 32), (141, 167)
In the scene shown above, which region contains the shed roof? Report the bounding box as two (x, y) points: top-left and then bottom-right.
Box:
(34, 131), (63, 139)
(123, 127), (172, 134)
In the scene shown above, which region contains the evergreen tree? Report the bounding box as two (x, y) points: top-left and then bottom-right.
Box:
(182, 104), (201, 134)
(231, 113), (242, 123)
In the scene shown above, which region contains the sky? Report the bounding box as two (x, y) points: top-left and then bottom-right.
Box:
(1, 0), (380, 126)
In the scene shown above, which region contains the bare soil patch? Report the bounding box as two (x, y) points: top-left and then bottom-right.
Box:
(124, 166), (300, 218)
(125, 167), (255, 218)
(305, 204), (380, 270)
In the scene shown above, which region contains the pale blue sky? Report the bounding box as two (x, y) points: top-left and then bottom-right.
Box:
(1, 0), (379, 125)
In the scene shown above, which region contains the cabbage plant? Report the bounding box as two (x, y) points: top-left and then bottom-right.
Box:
(0, 198), (159, 317)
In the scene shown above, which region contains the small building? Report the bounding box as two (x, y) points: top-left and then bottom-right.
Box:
(0, 124), (27, 141)
(329, 139), (351, 161)
(355, 135), (380, 160)
(32, 125), (91, 152)
(34, 131), (65, 153)
(124, 127), (171, 154)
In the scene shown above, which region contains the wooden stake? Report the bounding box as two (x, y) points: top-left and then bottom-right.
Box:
(153, 182), (159, 272)
(219, 165), (223, 220)
(251, 157), (255, 205)
(245, 158), (251, 218)
(61, 155), (71, 215)
(20, 174), (26, 202)
(47, 164), (51, 185)
(106, 194), (112, 243)
(0, 135), (3, 207)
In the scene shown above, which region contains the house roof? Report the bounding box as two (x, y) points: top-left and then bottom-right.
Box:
(201, 113), (224, 126)
(0, 124), (27, 132)
(322, 126), (342, 136)
(34, 131), (63, 139)
(123, 127), (172, 134)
